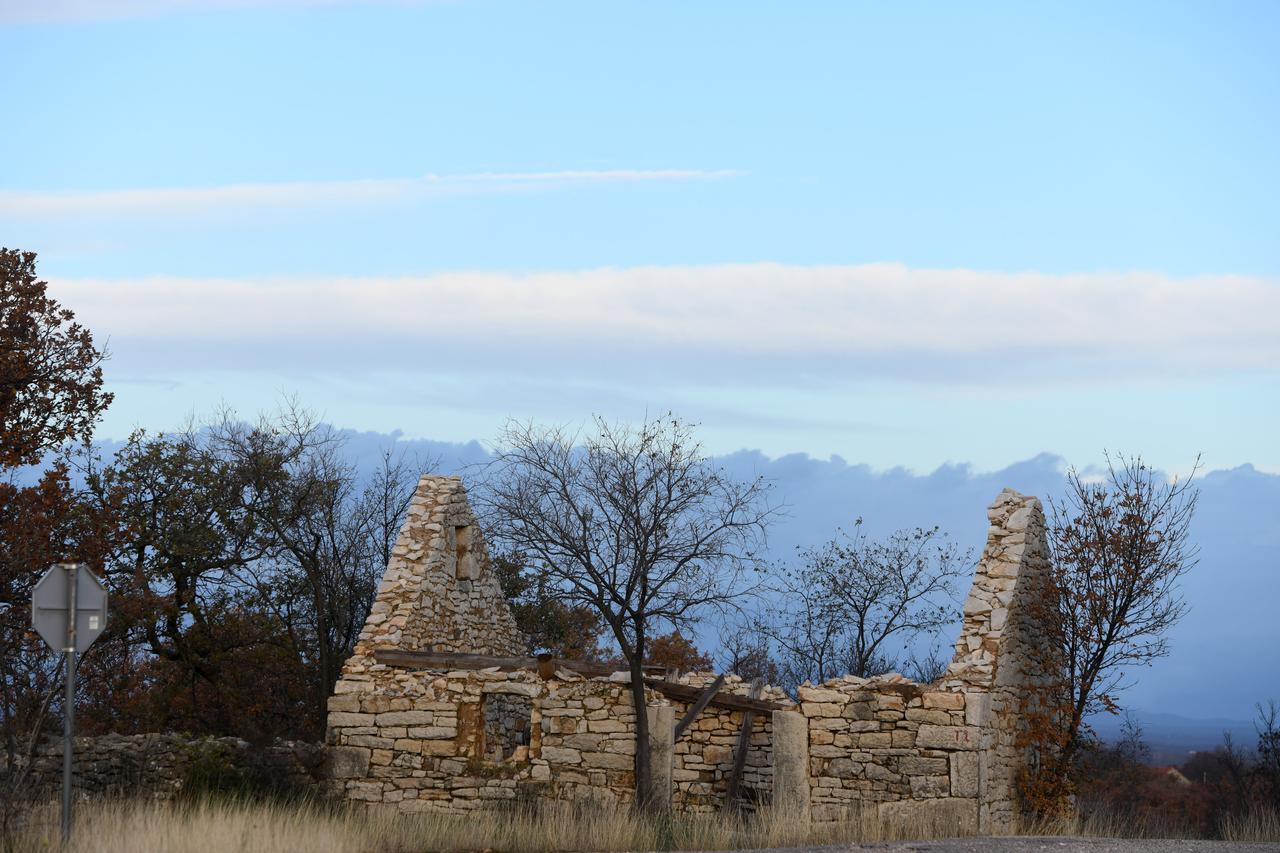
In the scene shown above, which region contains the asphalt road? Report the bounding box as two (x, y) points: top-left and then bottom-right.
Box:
(727, 838), (1280, 853)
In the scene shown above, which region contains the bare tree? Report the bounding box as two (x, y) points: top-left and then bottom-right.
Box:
(211, 405), (421, 729)
(716, 623), (779, 685)
(762, 521), (965, 691)
(1040, 453), (1199, 796)
(476, 414), (775, 811)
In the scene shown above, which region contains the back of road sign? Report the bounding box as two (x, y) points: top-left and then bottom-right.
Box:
(32, 564), (108, 654)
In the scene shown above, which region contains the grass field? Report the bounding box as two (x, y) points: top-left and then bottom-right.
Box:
(6, 798), (1279, 853)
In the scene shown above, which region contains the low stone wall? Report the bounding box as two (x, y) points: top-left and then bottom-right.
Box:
(329, 663), (661, 812)
(14, 733), (325, 800)
(799, 676), (979, 828)
(796, 487), (1056, 833)
(328, 663), (785, 814)
(670, 674), (792, 813)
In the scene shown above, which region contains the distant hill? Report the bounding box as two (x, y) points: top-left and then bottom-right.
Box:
(1089, 709), (1261, 766)
(40, 430), (1280, 724)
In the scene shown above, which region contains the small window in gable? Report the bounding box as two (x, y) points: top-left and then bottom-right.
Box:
(455, 525), (474, 579)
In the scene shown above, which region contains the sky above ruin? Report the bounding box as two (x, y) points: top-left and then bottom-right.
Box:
(2, 1), (1279, 476)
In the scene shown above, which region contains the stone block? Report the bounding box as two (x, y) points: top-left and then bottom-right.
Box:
(327, 694), (361, 713)
(376, 711), (435, 726)
(797, 687), (847, 703)
(951, 752), (979, 797)
(771, 710), (810, 821)
(909, 774), (950, 798)
(347, 780), (384, 801)
(483, 682), (540, 697)
(646, 705), (674, 812)
(915, 724), (980, 750)
(964, 692), (990, 727)
(906, 709), (953, 725)
(587, 719), (628, 733)
(897, 756), (947, 775)
(540, 746), (582, 765)
(582, 751), (633, 770)
(406, 726), (456, 739)
(842, 702), (875, 721)
(324, 746), (371, 779)
(328, 712), (377, 727)
(922, 692), (966, 710)
(877, 797), (977, 836)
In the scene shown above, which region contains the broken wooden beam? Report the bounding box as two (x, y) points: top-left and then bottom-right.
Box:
(371, 649), (784, 713)
(723, 677), (765, 811)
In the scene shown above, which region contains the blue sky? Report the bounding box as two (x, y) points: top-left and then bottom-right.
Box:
(2, 0), (1278, 475)
(3, 1), (1278, 725)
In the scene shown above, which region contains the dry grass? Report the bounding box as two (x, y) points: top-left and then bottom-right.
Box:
(4, 797), (947, 853)
(1021, 805), (1280, 844)
(1220, 807), (1280, 844)
(10, 797), (1277, 852)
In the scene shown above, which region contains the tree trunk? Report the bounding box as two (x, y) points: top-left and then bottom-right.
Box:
(629, 654), (654, 812)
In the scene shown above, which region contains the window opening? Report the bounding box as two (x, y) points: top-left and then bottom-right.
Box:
(482, 693), (532, 762)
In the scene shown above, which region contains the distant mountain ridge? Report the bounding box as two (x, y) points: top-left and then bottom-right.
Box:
(1089, 709), (1262, 766)
(37, 429), (1280, 724)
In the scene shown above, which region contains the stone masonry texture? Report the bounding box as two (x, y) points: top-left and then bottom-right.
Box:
(323, 475), (1060, 830)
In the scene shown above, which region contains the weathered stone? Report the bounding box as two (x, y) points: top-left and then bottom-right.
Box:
(582, 751), (632, 770)
(540, 746), (582, 764)
(951, 751), (979, 798)
(772, 710), (809, 821)
(916, 724), (980, 751)
(922, 692), (965, 710)
(325, 746), (371, 779)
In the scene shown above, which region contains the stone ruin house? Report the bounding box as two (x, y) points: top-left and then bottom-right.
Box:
(326, 475), (1058, 832)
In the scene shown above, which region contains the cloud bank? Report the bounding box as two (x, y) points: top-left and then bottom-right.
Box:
(48, 263), (1280, 385)
(0, 170), (739, 219)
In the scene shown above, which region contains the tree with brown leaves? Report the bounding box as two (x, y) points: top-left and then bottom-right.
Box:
(1025, 453), (1200, 814)
(1, 248), (113, 776)
(1, 248), (111, 469)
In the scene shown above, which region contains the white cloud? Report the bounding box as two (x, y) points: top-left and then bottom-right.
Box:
(0, 170), (739, 219)
(1, 0), (432, 25)
(47, 263), (1280, 384)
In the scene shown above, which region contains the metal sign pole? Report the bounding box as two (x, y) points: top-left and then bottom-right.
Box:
(62, 562), (78, 846)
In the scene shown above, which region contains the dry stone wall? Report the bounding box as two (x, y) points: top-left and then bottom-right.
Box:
(351, 475), (522, 662)
(670, 674), (792, 813)
(327, 477), (1059, 831)
(16, 734), (324, 801)
(797, 488), (1054, 833)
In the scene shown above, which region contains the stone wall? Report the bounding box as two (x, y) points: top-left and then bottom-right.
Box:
(15, 733), (324, 801)
(327, 476), (1058, 830)
(797, 488), (1054, 833)
(352, 475), (522, 662)
(669, 674), (793, 813)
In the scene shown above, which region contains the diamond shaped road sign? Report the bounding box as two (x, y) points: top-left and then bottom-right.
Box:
(32, 563), (108, 654)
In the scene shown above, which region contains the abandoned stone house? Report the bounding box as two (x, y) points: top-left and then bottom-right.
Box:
(326, 474), (1056, 832)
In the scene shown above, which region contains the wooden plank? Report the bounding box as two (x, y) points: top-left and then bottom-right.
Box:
(372, 649), (785, 713)
(373, 649), (666, 680)
(643, 678), (783, 713)
(672, 674), (726, 742)
(723, 677), (765, 812)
